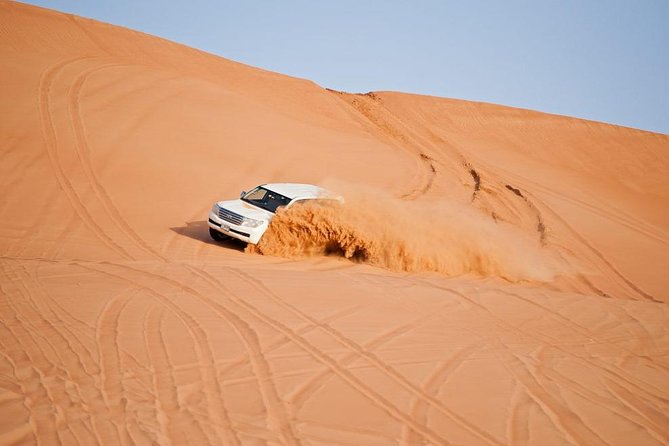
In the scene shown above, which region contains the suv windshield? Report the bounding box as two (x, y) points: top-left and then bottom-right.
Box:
(241, 187), (292, 213)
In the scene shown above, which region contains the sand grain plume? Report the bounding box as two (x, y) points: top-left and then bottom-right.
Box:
(251, 189), (559, 281)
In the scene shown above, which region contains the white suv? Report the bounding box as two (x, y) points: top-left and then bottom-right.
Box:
(208, 183), (339, 244)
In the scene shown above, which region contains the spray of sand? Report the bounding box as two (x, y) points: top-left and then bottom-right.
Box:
(247, 188), (558, 282)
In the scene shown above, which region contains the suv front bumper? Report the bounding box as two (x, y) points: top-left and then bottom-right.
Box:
(207, 211), (266, 244)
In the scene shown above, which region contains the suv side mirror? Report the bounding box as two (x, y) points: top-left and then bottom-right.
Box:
(240, 191), (246, 198)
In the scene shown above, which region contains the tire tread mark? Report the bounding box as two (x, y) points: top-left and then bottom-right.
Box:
(326, 90), (434, 200)
(216, 304), (364, 394)
(229, 268), (503, 446)
(540, 200), (660, 302)
(192, 266), (451, 445)
(37, 57), (134, 260)
(183, 265), (300, 446)
(500, 289), (669, 374)
(288, 300), (465, 420)
(496, 345), (610, 446)
(12, 265), (121, 444)
(417, 278), (669, 403)
(144, 304), (210, 445)
(141, 276), (243, 445)
(95, 288), (140, 445)
(604, 379), (669, 443)
(0, 264), (87, 444)
(460, 156), (664, 301)
(540, 360), (669, 443)
(68, 64), (167, 261)
(505, 384), (531, 446)
(0, 294), (54, 444)
(402, 345), (479, 446)
(79, 263), (249, 446)
(287, 320), (419, 408)
(91, 261), (448, 445)
(466, 150), (669, 246)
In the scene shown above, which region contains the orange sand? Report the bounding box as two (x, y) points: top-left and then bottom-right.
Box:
(1, 2), (668, 444)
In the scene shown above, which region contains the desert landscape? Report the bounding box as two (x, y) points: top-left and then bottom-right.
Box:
(1, 1), (668, 444)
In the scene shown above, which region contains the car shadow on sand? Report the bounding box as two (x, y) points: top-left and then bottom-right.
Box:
(169, 221), (246, 252)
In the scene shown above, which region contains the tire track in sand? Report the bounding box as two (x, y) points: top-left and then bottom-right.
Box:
(94, 261), (298, 444)
(287, 319), (429, 408)
(19, 258), (237, 444)
(499, 289), (669, 374)
(504, 184), (547, 246)
(227, 267), (504, 446)
(474, 161), (662, 302)
(533, 350), (669, 444)
(13, 264), (126, 443)
(189, 272), (301, 445)
(401, 345), (480, 446)
(37, 57), (134, 260)
(143, 304), (210, 445)
(539, 200), (660, 303)
(139, 278), (244, 446)
(0, 263), (104, 444)
(215, 303), (364, 385)
(0, 265), (60, 444)
(78, 262), (267, 446)
(68, 63), (167, 262)
(495, 344), (610, 446)
(287, 299), (471, 441)
(97, 261), (449, 445)
(415, 278), (669, 405)
(326, 90), (436, 200)
(191, 266), (457, 445)
(496, 164), (669, 247)
(0, 348), (44, 445)
(604, 379), (669, 443)
(422, 281), (669, 443)
(95, 287), (142, 445)
(177, 265), (301, 446)
(505, 383), (532, 446)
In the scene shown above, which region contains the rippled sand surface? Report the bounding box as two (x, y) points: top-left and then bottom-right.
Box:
(1, 2), (668, 444)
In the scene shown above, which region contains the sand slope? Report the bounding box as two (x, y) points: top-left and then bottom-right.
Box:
(1, 2), (668, 444)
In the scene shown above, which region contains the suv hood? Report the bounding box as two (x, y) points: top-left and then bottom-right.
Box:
(216, 199), (275, 221)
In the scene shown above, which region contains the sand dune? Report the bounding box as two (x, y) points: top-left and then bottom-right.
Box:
(1, 1), (668, 444)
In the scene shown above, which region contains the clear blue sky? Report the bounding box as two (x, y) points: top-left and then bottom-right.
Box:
(26, 0), (669, 134)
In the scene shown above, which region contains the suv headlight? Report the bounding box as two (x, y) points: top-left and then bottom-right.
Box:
(241, 217), (263, 228)
(211, 203), (219, 213)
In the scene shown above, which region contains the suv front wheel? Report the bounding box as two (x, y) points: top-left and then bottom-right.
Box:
(209, 227), (229, 242)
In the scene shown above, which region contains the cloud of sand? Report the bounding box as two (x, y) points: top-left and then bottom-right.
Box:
(248, 186), (559, 282)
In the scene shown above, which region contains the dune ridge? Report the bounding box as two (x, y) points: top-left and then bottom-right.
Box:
(1, 1), (668, 445)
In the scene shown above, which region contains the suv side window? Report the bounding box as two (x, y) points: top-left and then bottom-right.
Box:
(245, 188), (267, 201)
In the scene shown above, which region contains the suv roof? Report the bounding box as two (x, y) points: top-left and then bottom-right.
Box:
(261, 183), (331, 200)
